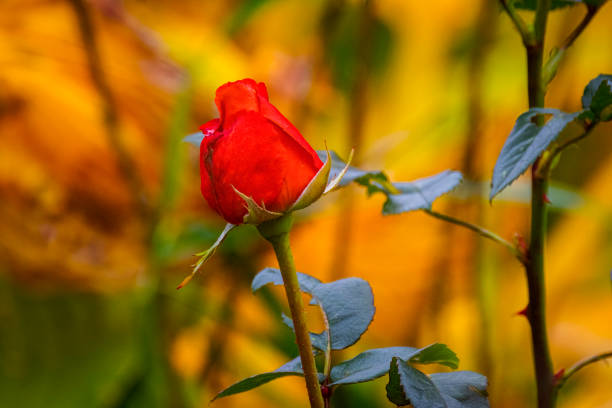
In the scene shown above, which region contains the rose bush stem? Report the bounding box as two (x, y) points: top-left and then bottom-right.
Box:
(526, 1), (556, 407)
(67, 0), (149, 220)
(260, 215), (324, 408)
(526, 171), (556, 408)
(500, 0), (605, 405)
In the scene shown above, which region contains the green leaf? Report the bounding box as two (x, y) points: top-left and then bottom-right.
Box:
(582, 74), (612, 121)
(386, 360), (489, 408)
(430, 371), (489, 408)
(386, 357), (447, 408)
(490, 108), (581, 200)
(212, 356), (304, 401)
(281, 313), (328, 351)
(252, 267), (322, 293)
(329, 343), (457, 386)
(329, 347), (416, 386)
(357, 172), (393, 195)
(183, 132), (203, 147)
(309, 277), (375, 350)
(252, 268), (375, 350)
(317, 152), (462, 210)
(382, 171), (463, 215)
(409, 343), (459, 369)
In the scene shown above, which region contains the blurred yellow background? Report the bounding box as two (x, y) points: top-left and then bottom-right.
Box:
(1, 0), (611, 407)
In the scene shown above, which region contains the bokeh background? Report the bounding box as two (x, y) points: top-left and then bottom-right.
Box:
(1, 0), (611, 407)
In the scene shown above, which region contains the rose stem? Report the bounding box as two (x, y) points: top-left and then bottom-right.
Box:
(259, 215), (324, 408)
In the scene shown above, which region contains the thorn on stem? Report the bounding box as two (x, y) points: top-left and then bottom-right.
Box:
(513, 233), (529, 258)
(321, 384), (332, 399)
(516, 305), (528, 318)
(542, 193), (551, 204)
(553, 368), (565, 386)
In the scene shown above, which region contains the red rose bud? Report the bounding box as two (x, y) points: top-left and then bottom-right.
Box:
(199, 79), (324, 225)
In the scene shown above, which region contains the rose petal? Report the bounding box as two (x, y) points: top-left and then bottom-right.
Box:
(215, 79), (262, 126)
(259, 97), (323, 170)
(200, 126), (222, 217)
(199, 118), (220, 136)
(214, 79), (322, 172)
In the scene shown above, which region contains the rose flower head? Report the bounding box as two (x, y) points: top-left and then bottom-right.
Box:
(198, 78), (326, 225)
(179, 79), (352, 288)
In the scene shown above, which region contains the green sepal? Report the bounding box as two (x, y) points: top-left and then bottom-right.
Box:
(256, 214), (294, 242)
(316, 150), (387, 188)
(231, 150), (352, 224)
(177, 223), (236, 288)
(582, 74), (612, 121)
(233, 186), (283, 224)
(323, 149), (354, 194)
(289, 150), (332, 211)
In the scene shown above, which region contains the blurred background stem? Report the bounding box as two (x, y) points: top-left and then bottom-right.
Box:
(329, 0), (374, 280)
(461, 0), (498, 380)
(66, 0), (150, 222)
(424, 0), (498, 379)
(67, 1), (192, 406)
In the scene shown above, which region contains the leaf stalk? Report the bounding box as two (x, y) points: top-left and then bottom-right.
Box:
(425, 210), (526, 265)
(542, 4), (600, 86)
(549, 121), (598, 161)
(499, 0), (534, 45)
(556, 351), (612, 390)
